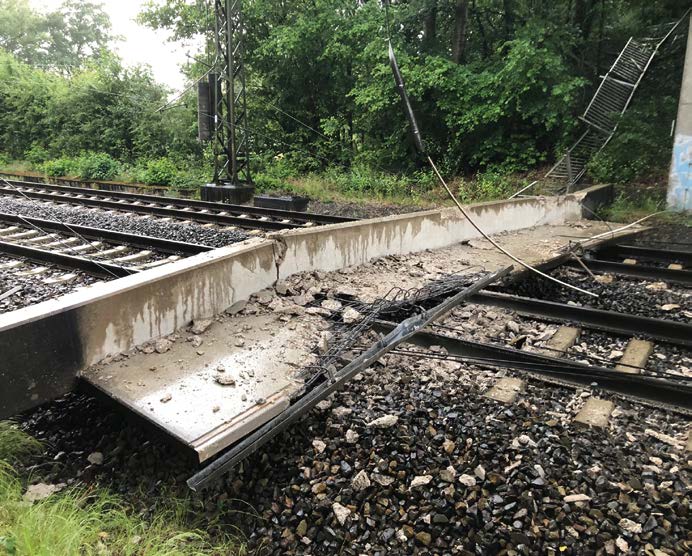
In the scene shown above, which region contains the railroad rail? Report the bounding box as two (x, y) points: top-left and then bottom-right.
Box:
(562, 242), (692, 286)
(0, 213), (209, 280)
(0, 178), (354, 231)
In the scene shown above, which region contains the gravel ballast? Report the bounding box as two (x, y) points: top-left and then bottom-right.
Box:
(0, 197), (250, 247)
(14, 269), (691, 555)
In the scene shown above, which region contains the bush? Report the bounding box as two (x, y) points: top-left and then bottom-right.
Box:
(587, 98), (675, 184)
(76, 152), (120, 181)
(24, 145), (50, 166)
(42, 157), (77, 177)
(450, 170), (516, 203)
(137, 157), (178, 186)
(324, 165), (411, 198)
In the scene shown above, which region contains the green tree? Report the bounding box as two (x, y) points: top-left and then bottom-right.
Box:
(0, 0), (113, 73)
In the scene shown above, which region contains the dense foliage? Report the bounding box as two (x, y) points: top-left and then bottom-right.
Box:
(0, 0), (689, 189)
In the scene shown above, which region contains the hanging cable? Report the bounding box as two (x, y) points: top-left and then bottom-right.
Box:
(381, 0), (597, 298)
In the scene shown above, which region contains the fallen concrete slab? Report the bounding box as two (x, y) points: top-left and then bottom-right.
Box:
(484, 377), (525, 404)
(574, 398), (614, 428)
(82, 313), (319, 462)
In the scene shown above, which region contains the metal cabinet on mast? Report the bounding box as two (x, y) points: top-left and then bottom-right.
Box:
(200, 0), (254, 203)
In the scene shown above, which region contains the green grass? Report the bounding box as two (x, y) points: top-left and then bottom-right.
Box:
(0, 423), (41, 466)
(0, 423), (245, 556)
(595, 185), (692, 227)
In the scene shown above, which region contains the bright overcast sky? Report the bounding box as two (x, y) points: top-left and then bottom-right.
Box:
(30, 0), (194, 91)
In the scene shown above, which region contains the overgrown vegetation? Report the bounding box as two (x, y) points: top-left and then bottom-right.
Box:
(0, 422), (244, 555)
(0, 0), (688, 199)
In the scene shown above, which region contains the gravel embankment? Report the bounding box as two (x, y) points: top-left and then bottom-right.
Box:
(0, 256), (98, 313)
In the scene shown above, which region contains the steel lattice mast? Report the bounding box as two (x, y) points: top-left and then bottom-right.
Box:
(203, 0), (253, 202)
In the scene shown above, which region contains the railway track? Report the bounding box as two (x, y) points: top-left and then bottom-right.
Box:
(0, 212), (210, 284)
(187, 238), (692, 488)
(0, 178), (354, 231)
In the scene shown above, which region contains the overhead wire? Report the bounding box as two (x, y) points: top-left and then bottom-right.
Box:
(382, 1), (597, 298)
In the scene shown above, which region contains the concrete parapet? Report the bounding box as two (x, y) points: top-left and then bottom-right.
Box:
(273, 193), (584, 279)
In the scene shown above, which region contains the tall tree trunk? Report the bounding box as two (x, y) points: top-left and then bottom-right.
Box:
(423, 0), (438, 53)
(472, 0), (490, 58)
(574, 0), (597, 39)
(503, 0), (515, 40)
(452, 0), (469, 64)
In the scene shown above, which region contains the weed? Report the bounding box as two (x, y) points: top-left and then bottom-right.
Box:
(0, 423), (41, 465)
(0, 462), (244, 555)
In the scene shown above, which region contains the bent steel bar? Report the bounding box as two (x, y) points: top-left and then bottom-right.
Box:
(371, 322), (692, 410)
(187, 266), (513, 490)
(470, 291), (692, 347)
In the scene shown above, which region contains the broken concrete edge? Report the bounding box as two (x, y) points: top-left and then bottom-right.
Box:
(0, 191), (599, 418)
(576, 183), (614, 219)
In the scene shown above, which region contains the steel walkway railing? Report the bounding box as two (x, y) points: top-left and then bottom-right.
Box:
(545, 10), (691, 191)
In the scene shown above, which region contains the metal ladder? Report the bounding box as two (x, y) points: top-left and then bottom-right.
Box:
(545, 11), (691, 191)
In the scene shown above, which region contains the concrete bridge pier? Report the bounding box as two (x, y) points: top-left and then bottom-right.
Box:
(668, 14), (692, 211)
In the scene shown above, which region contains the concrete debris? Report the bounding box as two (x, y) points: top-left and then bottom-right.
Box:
(154, 338), (172, 354)
(321, 299), (342, 312)
(594, 274), (614, 284)
(312, 440), (327, 454)
(190, 335), (203, 348)
(439, 466), (456, 482)
(618, 518), (642, 534)
(345, 429), (359, 444)
(332, 502), (351, 526)
(190, 319), (213, 335)
(645, 281), (668, 291)
(23, 482), (66, 503)
(371, 473), (395, 486)
(87, 451), (104, 465)
(215, 375), (236, 386)
(564, 494), (591, 503)
(351, 470), (371, 491)
(226, 299), (247, 315)
(367, 414), (398, 428)
(410, 475), (433, 488)
(342, 307), (363, 324)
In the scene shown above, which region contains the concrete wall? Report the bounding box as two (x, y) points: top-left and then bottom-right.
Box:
(273, 193), (584, 278)
(0, 239), (277, 418)
(0, 191), (594, 418)
(668, 14), (692, 211)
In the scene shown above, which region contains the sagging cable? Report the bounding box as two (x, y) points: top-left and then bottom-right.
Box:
(382, 0), (597, 298)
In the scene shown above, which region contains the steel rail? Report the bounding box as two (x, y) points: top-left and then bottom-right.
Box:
(596, 244), (692, 267)
(0, 178), (353, 225)
(565, 257), (692, 287)
(470, 291), (692, 347)
(0, 184), (305, 231)
(0, 239), (135, 278)
(371, 322), (692, 410)
(186, 266), (512, 490)
(0, 212), (211, 256)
